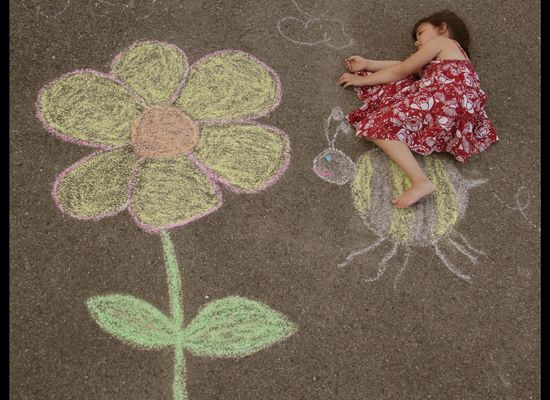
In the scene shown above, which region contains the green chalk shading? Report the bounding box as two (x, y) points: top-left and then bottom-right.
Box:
(426, 157), (458, 239)
(182, 296), (296, 357)
(194, 124), (286, 191)
(112, 42), (186, 105)
(131, 157), (219, 227)
(56, 148), (138, 218)
(175, 52), (278, 120)
(87, 294), (179, 349)
(39, 72), (140, 146)
(351, 153), (373, 215)
(388, 161), (415, 242)
(161, 231), (187, 400)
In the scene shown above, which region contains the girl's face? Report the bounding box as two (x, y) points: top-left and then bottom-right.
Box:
(415, 22), (447, 49)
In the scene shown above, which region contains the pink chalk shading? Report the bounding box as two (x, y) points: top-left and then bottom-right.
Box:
(313, 167), (335, 178)
(110, 40), (190, 106)
(51, 147), (139, 221)
(187, 123), (291, 194)
(36, 69), (146, 150)
(126, 157), (224, 235)
(180, 49), (283, 125)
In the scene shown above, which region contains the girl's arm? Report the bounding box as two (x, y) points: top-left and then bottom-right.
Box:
(338, 37), (447, 87)
(345, 56), (400, 72)
(368, 60), (402, 72)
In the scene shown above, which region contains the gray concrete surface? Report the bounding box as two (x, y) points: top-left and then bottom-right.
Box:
(10, 0), (540, 399)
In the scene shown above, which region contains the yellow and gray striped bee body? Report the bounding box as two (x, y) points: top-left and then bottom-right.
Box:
(352, 150), (480, 246)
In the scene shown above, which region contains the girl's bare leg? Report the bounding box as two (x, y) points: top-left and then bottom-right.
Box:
(371, 138), (435, 208)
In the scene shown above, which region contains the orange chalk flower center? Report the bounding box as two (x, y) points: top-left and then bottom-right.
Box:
(131, 106), (199, 158)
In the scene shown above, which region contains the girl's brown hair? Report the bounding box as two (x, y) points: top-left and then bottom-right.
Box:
(412, 9), (470, 56)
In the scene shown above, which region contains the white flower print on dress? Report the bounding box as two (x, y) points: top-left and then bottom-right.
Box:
(436, 75), (455, 84)
(463, 122), (474, 134)
(474, 122), (491, 137)
(437, 116), (454, 130)
(461, 137), (470, 153)
(410, 95), (434, 111)
(434, 91), (446, 102)
(424, 137), (436, 147)
(418, 78), (433, 89)
(362, 118), (374, 130)
(462, 95), (475, 113)
(464, 75), (475, 87)
(390, 117), (402, 127)
(396, 128), (408, 141)
(442, 98), (459, 117)
(405, 116), (423, 132)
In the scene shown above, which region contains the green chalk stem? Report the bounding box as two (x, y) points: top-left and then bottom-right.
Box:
(89, 230), (296, 400)
(161, 230), (186, 400)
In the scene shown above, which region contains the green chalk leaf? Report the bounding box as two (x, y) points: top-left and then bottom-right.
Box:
(182, 296), (296, 358)
(87, 294), (179, 349)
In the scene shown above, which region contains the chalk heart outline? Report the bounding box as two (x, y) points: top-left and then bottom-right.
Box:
(277, 13), (353, 49)
(278, 16), (331, 46)
(35, 40), (296, 400)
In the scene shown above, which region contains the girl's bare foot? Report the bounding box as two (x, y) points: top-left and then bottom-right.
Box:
(391, 180), (435, 208)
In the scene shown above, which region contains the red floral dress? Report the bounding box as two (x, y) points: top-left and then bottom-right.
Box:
(347, 51), (499, 163)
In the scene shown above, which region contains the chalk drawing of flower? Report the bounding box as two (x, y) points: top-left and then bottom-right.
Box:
(36, 40), (295, 400)
(37, 40), (290, 234)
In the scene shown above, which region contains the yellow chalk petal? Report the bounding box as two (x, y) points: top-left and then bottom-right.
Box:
(131, 157), (221, 229)
(174, 51), (279, 121)
(38, 72), (140, 146)
(55, 148), (139, 218)
(112, 41), (187, 105)
(193, 124), (288, 192)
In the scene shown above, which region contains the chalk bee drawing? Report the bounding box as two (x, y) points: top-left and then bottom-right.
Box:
(36, 40), (295, 400)
(313, 107), (486, 288)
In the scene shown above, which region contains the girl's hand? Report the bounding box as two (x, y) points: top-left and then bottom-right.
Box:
(344, 55), (371, 72)
(337, 72), (364, 88)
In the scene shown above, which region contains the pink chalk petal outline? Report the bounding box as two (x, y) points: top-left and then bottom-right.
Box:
(51, 147), (140, 221)
(110, 40), (190, 106)
(36, 69), (147, 150)
(177, 49), (283, 125)
(127, 157), (224, 235)
(188, 123), (291, 194)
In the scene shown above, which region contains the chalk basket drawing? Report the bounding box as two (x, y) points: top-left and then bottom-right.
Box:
(313, 107), (486, 288)
(36, 40), (295, 400)
(277, 0), (353, 49)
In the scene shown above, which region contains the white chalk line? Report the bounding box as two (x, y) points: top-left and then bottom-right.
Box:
(492, 186), (539, 231)
(434, 242), (472, 282)
(337, 237), (386, 268)
(489, 352), (512, 388)
(364, 241), (398, 282)
(392, 247), (410, 289)
(277, 0), (353, 49)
